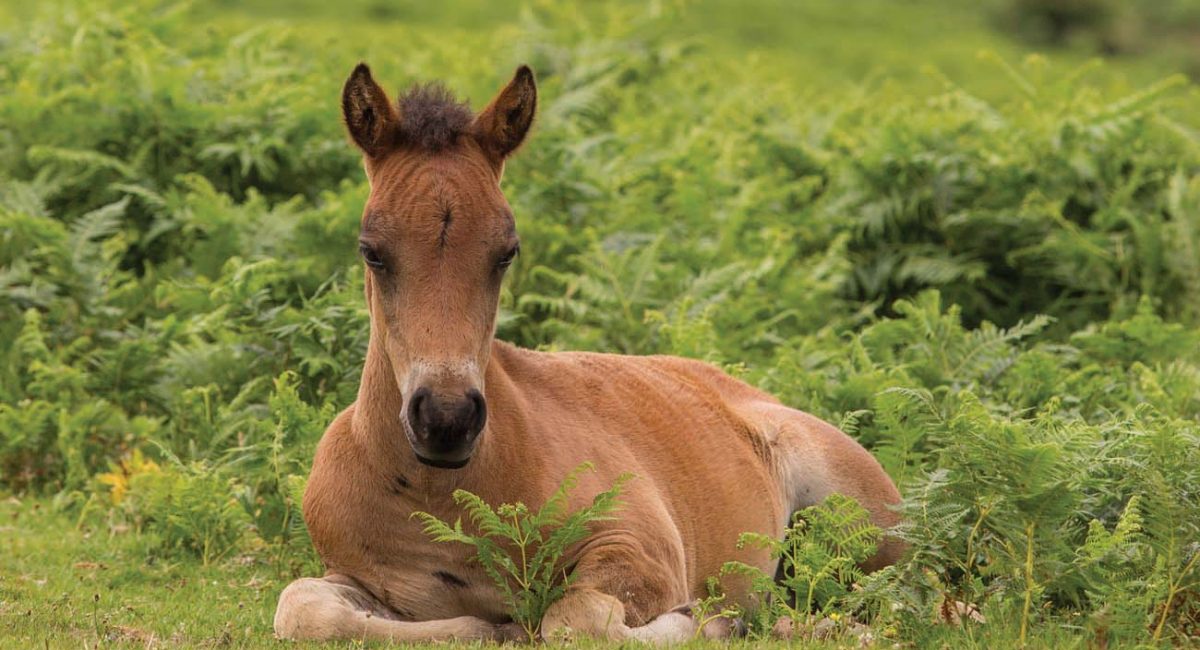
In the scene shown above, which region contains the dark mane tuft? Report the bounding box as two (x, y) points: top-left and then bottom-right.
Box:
(396, 83), (474, 153)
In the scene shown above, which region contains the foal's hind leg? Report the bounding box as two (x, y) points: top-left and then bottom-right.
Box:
(274, 575), (520, 642)
(751, 402), (906, 569)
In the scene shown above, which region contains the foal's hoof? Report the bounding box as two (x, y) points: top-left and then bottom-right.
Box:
(493, 622), (531, 643)
(699, 615), (745, 640)
(669, 602), (746, 639)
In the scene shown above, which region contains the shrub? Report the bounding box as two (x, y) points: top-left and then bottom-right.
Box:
(121, 458), (251, 565)
(721, 494), (883, 639)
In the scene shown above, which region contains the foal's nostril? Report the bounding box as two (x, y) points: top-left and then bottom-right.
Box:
(465, 388), (487, 436)
(407, 386), (432, 432)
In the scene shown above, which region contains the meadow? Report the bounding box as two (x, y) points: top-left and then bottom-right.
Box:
(1, 0), (1199, 647)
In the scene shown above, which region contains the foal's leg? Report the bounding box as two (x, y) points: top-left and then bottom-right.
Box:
(751, 402), (906, 569)
(538, 533), (739, 644)
(274, 575), (520, 642)
(540, 587), (736, 643)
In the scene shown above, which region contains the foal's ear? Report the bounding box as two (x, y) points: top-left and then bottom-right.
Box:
(342, 63), (399, 158)
(473, 65), (537, 162)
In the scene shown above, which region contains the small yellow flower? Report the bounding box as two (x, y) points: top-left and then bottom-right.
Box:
(96, 469), (128, 505)
(96, 449), (160, 505)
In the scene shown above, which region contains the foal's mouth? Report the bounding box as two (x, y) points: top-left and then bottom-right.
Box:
(413, 453), (472, 470)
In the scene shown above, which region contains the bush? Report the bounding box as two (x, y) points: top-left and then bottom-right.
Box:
(122, 459), (251, 565)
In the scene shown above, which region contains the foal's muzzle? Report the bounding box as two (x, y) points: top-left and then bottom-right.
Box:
(404, 387), (487, 469)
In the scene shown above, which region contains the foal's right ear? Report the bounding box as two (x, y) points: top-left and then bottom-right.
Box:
(472, 65), (537, 163)
(341, 63), (398, 158)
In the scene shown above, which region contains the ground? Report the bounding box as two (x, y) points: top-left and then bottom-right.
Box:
(1, 497), (1096, 649)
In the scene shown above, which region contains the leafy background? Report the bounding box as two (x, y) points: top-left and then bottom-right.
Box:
(1, 0), (1198, 647)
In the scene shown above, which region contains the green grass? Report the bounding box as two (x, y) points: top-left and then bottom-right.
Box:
(0, 498), (1097, 649)
(0, 497), (284, 648)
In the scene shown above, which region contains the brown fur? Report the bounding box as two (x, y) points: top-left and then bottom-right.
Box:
(395, 83), (474, 153)
(274, 65), (903, 644)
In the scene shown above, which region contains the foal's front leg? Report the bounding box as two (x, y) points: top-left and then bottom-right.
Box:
(540, 587), (736, 643)
(538, 535), (737, 643)
(274, 575), (521, 642)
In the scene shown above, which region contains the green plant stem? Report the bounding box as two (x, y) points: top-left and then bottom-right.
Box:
(1020, 521), (1036, 647)
(964, 504), (991, 575)
(512, 510), (538, 640)
(1152, 549), (1199, 641)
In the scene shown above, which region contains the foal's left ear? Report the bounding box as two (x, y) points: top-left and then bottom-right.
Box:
(473, 65), (537, 163)
(342, 63), (399, 158)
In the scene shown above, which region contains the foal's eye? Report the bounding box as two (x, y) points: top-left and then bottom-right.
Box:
(359, 243), (386, 270)
(497, 244), (520, 270)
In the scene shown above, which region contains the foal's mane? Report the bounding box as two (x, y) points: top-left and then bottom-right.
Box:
(395, 83), (474, 153)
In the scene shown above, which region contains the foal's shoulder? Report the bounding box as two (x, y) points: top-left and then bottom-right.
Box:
(303, 404), (380, 572)
(305, 406), (365, 517)
(311, 404), (358, 461)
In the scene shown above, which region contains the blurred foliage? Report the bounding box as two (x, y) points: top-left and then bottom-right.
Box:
(996, 0), (1200, 79)
(1, 0), (1198, 645)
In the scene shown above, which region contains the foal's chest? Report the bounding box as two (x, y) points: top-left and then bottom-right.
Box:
(351, 498), (511, 623)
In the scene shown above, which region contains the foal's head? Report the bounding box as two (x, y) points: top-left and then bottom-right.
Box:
(342, 64), (536, 469)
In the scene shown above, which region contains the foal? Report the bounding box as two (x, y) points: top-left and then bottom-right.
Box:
(273, 64), (903, 643)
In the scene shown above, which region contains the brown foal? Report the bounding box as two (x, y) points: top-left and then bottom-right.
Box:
(272, 64), (903, 643)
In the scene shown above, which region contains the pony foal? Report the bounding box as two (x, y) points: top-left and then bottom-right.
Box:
(273, 64), (903, 643)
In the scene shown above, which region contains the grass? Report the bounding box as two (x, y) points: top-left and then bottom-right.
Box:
(0, 497), (283, 649)
(0, 497), (1095, 649)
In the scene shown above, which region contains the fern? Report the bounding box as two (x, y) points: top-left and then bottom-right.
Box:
(721, 494), (882, 639)
(413, 463), (630, 639)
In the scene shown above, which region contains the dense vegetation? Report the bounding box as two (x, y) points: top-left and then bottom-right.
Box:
(2, 0), (1198, 647)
